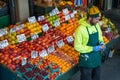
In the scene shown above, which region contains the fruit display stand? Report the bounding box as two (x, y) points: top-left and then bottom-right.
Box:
(0, 35), (119, 80)
(0, 4), (119, 80)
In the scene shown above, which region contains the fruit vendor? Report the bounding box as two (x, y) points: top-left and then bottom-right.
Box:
(74, 4), (106, 80)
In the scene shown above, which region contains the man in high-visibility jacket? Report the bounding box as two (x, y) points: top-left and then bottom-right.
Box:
(74, 4), (106, 80)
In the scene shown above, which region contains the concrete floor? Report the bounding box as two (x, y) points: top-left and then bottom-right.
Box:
(71, 8), (120, 80)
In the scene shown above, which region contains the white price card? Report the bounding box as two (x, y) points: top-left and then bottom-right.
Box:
(66, 36), (74, 43)
(16, 24), (24, 31)
(28, 16), (36, 24)
(80, 13), (84, 18)
(22, 58), (27, 66)
(73, 10), (77, 14)
(38, 15), (45, 21)
(39, 49), (48, 58)
(56, 40), (65, 48)
(47, 45), (55, 54)
(49, 11), (54, 16)
(62, 8), (69, 15)
(10, 27), (16, 33)
(31, 51), (38, 58)
(54, 20), (60, 27)
(70, 13), (75, 18)
(31, 34), (39, 40)
(0, 29), (7, 37)
(65, 14), (70, 21)
(54, 7), (59, 14)
(0, 40), (9, 49)
(42, 24), (49, 32)
(17, 34), (26, 43)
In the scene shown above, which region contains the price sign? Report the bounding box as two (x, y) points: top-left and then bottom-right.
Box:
(54, 7), (59, 14)
(17, 34), (26, 43)
(10, 27), (16, 33)
(21, 58), (27, 66)
(31, 34), (39, 40)
(73, 10), (77, 14)
(80, 13), (83, 18)
(62, 8), (69, 15)
(16, 24), (24, 31)
(54, 20), (60, 27)
(28, 16), (36, 24)
(38, 15), (45, 21)
(0, 40), (9, 49)
(0, 29), (7, 37)
(56, 40), (65, 48)
(39, 49), (48, 58)
(42, 24), (49, 32)
(47, 45), (55, 54)
(70, 13), (75, 18)
(31, 51), (38, 58)
(66, 36), (74, 43)
(65, 14), (70, 21)
(49, 11), (54, 16)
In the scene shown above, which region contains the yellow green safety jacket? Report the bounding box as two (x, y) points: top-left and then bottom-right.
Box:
(74, 17), (103, 54)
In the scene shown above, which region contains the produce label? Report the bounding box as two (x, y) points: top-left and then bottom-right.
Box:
(16, 24), (24, 31)
(54, 20), (60, 27)
(63, 8), (69, 15)
(48, 45), (55, 54)
(65, 14), (70, 21)
(31, 34), (39, 40)
(17, 34), (26, 43)
(73, 10), (77, 14)
(21, 58), (27, 66)
(56, 40), (65, 48)
(31, 51), (38, 58)
(66, 36), (74, 43)
(49, 11), (55, 16)
(80, 13), (83, 18)
(0, 40), (9, 49)
(53, 7), (59, 14)
(38, 15), (45, 21)
(42, 24), (49, 32)
(39, 49), (48, 58)
(28, 16), (36, 24)
(10, 27), (16, 33)
(0, 29), (7, 37)
(70, 13), (75, 18)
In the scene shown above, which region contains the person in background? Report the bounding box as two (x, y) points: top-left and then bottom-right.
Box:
(74, 4), (106, 80)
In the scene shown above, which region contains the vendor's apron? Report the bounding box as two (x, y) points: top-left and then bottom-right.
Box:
(78, 26), (101, 68)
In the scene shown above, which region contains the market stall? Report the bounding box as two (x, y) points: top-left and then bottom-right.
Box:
(0, 0), (119, 80)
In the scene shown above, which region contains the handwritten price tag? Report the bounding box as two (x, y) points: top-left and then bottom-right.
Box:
(54, 20), (60, 27)
(66, 36), (74, 43)
(21, 58), (27, 66)
(38, 15), (45, 21)
(31, 51), (38, 58)
(65, 14), (70, 21)
(70, 13), (75, 18)
(42, 24), (49, 32)
(63, 8), (69, 15)
(54, 7), (59, 14)
(39, 49), (48, 58)
(73, 10), (77, 14)
(17, 34), (26, 43)
(28, 16), (36, 24)
(0, 29), (8, 37)
(31, 34), (39, 40)
(10, 27), (16, 33)
(0, 40), (9, 49)
(56, 40), (65, 48)
(47, 45), (55, 54)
